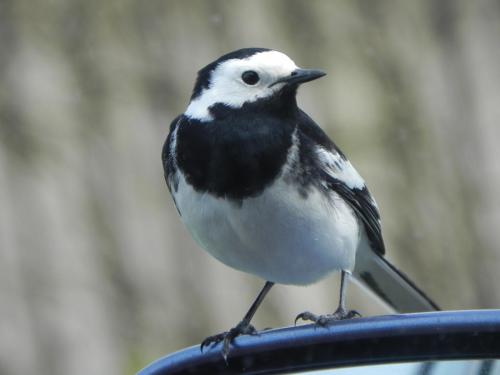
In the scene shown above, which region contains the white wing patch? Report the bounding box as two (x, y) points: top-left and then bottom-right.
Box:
(316, 147), (365, 189)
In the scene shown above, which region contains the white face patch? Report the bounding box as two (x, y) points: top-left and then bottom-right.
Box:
(185, 51), (299, 121)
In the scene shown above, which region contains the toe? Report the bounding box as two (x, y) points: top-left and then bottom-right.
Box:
(200, 332), (225, 352)
(295, 311), (319, 325)
(332, 308), (361, 320)
(316, 315), (330, 326)
(245, 325), (258, 336)
(221, 336), (232, 362)
(294, 308), (362, 328)
(345, 310), (361, 319)
(200, 321), (258, 358)
(238, 322), (257, 335)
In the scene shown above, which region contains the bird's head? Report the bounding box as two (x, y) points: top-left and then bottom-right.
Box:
(184, 48), (326, 121)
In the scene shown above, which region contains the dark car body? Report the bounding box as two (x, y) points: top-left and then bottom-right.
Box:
(138, 310), (500, 374)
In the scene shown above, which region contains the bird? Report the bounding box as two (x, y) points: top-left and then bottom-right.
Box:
(162, 48), (438, 360)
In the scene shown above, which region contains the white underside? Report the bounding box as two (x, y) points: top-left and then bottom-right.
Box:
(173, 172), (361, 285)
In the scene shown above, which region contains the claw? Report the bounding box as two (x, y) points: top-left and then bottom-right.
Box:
(200, 321), (258, 361)
(343, 309), (361, 319)
(295, 311), (319, 325)
(295, 308), (361, 326)
(200, 332), (226, 352)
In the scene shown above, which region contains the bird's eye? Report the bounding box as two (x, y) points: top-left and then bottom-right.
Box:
(241, 70), (260, 85)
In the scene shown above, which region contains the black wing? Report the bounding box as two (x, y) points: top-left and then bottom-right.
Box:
(297, 110), (385, 255)
(324, 177), (385, 255)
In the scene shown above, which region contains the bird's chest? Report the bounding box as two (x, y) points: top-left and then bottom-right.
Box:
(172, 171), (359, 285)
(174, 117), (293, 200)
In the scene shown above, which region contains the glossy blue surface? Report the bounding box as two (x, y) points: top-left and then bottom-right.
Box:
(138, 310), (500, 375)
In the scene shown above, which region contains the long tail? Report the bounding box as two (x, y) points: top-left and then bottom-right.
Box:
(352, 244), (439, 313)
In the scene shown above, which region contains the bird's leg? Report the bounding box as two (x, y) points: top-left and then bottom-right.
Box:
(295, 270), (361, 326)
(330, 269), (361, 319)
(201, 281), (274, 361)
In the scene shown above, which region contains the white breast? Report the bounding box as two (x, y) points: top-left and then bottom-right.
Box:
(172, 171), (360, 285)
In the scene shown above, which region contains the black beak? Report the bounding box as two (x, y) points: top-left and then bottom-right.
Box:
(269, 69), (326, 88)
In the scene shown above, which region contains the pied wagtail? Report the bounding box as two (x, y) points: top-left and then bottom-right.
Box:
(162, 48), (438, 359)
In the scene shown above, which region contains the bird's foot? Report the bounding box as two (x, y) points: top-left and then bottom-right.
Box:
(200, 320), (258, 361)
(295, 307), (361, 326)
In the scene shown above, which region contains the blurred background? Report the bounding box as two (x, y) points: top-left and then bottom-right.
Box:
(1, 0), (500, 374)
